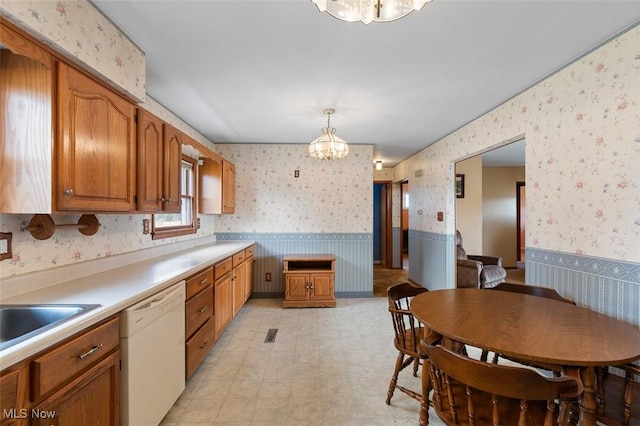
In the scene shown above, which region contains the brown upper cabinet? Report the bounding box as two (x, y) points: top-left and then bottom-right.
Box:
(1, 19), (136, 214)
(136, 109), (181, 213)
(56, 62), (135, 212)
(199, 156), (236, 214)
(0, 21), (53, 214)
(1, 19), (236, 216)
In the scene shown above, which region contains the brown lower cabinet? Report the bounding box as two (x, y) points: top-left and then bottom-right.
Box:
(0, 315), (120, 426)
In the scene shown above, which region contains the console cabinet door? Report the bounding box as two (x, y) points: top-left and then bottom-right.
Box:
(284, 275), (309, 302)
(309, 274), (334, 301)
(56, 62), (135, 212)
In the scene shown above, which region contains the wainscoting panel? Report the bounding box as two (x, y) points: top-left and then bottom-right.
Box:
(215, 233), (373, 298)
(408, 230), (456, 290)
(527, 248), (640, 327)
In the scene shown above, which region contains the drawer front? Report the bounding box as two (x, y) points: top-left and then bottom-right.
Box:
(232, 250), (245, 267)
(185, 285), (213, 339)
(186, 267), (214, 300)
(185, 318), (215, 379)
(31, 316), (120, 400)
(214, 257), (232, 279)
(245, 245), (254, 258)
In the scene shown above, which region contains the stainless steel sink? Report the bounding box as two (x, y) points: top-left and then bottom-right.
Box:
(0, 304), (101, 351)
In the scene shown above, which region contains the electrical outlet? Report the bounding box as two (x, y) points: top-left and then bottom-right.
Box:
(294, 170), (300, 178)
(265, 272), (272, 282)
(0, 232), (12, 261)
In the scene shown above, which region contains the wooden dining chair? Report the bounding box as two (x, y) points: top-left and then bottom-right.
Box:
(386, 282), (440, 405)
(420, 342), (583, 426)
(594, 363), (640, 426)
(492, 281), (576, 304)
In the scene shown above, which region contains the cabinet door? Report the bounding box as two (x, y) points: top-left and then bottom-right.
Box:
(285, 275), (310, 302)
(162, 124), (182, 213)
(310, 273), (334, 301)
(136, 109), (164, 212)
(221, 160), (235, 214)
(32, 350), (119, 426)
(56, 63), (135, 212)
(215, 273), (233, 339)
(245, 256), (254, 303)
(232, 263), (246, 317)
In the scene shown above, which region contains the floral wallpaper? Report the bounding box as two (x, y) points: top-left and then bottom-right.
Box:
(0, 0), (146, 101)
(395, 25), (640, 264)
(374, 167), (401, 228)
(214, 144), (373, 233)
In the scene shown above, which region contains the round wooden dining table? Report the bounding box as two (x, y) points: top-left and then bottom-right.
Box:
(410, 288), (640, 426)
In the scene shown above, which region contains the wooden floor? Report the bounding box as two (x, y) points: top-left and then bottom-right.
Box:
(373, 264), (408, 297)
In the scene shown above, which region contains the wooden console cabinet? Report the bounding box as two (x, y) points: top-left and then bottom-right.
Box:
(282, 254), (336, 308)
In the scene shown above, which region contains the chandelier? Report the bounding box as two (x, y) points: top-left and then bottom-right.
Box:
(309, 108), (349, 161)
(310, 0), (432, 24)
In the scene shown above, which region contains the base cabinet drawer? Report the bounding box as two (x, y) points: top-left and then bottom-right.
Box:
(185, 285), (213, 339)
(30, 316), (120, 400)
(186, 267), (213, 300)
(185, 318), (215, 379)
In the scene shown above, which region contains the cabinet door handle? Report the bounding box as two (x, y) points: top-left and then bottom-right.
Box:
(200, 341), (209, 349)
(64, 189), (74, 196)
(199, 306), (207, 313)
(78, 344), (103, 360)
(199, 278), (208, 284)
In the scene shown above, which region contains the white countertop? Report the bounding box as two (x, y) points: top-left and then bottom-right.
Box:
(0, 240), (254, 370)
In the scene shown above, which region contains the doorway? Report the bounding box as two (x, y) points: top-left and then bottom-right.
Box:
(516, 181), (526, 263)
(373, 181), (392, 268)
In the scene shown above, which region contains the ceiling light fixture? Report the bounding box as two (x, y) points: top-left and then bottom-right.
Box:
(309, 108), (349, 161)
(310, 0), (432, 25)
(375, 160), (383, 170)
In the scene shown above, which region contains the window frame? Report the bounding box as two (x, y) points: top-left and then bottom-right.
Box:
(151, 155), (198, 240)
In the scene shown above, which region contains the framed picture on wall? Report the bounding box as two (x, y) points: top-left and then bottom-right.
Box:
(456, 174), (465, 198)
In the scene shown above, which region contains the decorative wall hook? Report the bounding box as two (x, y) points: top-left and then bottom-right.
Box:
(26, 214), (101, 240)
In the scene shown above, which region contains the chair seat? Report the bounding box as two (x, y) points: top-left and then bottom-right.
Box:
(395, 327), (440, 356)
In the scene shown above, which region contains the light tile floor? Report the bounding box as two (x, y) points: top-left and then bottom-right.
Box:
(161, 297), (447, 425)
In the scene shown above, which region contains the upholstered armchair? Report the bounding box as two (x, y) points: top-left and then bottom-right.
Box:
(456, 230), (506, 288)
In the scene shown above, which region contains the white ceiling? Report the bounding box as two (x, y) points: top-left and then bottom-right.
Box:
(92, 0), (640, 167)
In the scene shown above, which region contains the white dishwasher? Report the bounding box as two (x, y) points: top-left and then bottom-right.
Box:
(120, 281), (186, 426)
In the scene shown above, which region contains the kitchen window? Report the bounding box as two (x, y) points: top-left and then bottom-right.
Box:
(152, 157), (197, 239)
